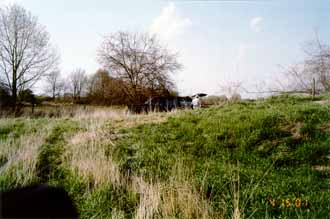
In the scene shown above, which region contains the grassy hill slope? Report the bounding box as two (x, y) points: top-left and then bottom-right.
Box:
(1, 96), (330, 218)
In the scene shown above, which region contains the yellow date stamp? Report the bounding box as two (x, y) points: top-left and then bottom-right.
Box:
(267, 197), (310, 209)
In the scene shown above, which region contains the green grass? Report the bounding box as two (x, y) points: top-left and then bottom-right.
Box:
(36, 120), (80, 182)
(1, 96), (330, 218)
(0, 117), (139, 218)
(113, 95), (330, 218)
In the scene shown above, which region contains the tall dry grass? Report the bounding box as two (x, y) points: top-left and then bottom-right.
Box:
(131, 162), (219, 219)
(158, 162), (218, 219)
(0, 120), (54, 186)
(64, 108), (221, 219)
(64, 110), (171, 188)
(65, 118), (122, 188)
(132, 177), (161, 219)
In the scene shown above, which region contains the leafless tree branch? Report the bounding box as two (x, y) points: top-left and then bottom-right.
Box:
(0, 4), (59, 107)
(97, 31), (182, 103)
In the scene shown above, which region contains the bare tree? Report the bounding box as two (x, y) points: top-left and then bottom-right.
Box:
(276, 64), (312, 92)
(303, 31), (330, 92)
(0, 4), (59, 107)
(88, 69), (111, 101)
(87, 69), (131, 105)
(69, 69), (87, 100)
(247, 31), (330, 97)
(97, 31), (182, 103)
(44, 70), (63, 99)
(219, 81), (243, 99)
(280, 31), (330, 94)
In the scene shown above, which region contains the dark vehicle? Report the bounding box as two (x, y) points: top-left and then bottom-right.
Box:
(128, 96), (192, 114)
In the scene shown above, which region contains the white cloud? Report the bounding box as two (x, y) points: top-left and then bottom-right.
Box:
(0, 0), (21, 6)
(150, 2), (192, 41)
(250, 16), (264, 33)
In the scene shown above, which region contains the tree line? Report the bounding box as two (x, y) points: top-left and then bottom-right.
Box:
(0, 4), (181, 110)
(43, 67), (176, 106)
(2, 4), (330, 110)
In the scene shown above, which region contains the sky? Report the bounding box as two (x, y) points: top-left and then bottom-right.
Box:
(1, 0), (330, 97)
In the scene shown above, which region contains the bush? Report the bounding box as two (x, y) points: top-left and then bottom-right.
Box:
(230, 93), (241, 102)
(202, 95), (228, 105)
(18, 89), (35, 105)
(0, 86), (12, 107)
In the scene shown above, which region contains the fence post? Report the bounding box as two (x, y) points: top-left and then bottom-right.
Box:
(312, 78), (316, 100)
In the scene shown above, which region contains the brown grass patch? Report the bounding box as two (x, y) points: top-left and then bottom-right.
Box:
(0, 121), (53, 186)
(281, 122), (304, 140)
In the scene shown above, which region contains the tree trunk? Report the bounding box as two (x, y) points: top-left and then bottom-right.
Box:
(52, 87), (56, 100)
(12, 77), (17, 111)
(312, 78), (316, 100)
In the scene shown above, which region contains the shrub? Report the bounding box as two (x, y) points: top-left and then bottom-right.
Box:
(0, 86), (12, 107)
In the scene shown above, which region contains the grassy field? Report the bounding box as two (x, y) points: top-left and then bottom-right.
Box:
(1, 95), (330, 218)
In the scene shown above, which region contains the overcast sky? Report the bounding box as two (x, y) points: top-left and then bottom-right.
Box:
(1, 0), (330, 96)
